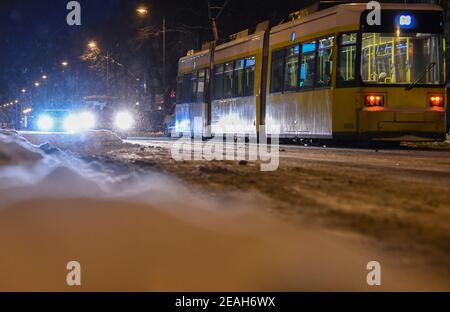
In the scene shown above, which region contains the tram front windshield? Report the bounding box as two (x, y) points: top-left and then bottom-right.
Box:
(361, 32), (444, 85)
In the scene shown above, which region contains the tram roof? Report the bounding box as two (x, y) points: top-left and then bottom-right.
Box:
(270, 3), (443, 35)
(178, 2), (443, 70)
(178, 49), (211, 73)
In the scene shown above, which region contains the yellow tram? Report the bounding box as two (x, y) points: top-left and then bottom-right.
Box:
(176, 3), (447, 141)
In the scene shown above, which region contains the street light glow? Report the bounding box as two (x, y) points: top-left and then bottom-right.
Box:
(42, 75), (48, 79)
(61, 61), (69, 67)
(136, 6), (149, 16)
(21, 89), (27, 93)
(88, 41), (98, 50)
(34, 82), (40, 87)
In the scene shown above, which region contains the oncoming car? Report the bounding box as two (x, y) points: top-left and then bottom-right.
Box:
(34, 109), (96, 133)
(32, 109), (137, 133)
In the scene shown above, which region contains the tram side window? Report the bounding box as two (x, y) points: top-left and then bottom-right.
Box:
(338, 33), (357, 85)
(182, 73), (192, 103)
(197, 69), (206, 103)
(223, 62), (234, 98)
(190, 71), (198, 103)
(284, 45), (300, 91)
(176, 77), (183, 103)
(299, 41), (316, 89)
(233, 59), (245, 97)
(176, 70), (209, 103)
(244, 56), (255, 96)
(214, 56), (256, 100)
(214, 65), (224, 100)
(316, 36), (334, 87)
(270, 49), (285, 93)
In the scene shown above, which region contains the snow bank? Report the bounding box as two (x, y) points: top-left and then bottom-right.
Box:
(0, 131), (44, 166)
(0, 131), (260, 225)
(0, 131), (447, 291)
(21, 129), (123, 155)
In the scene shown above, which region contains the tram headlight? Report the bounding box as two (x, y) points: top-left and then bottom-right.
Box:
(365, 95), (384, 107)
(114, 111), (134, 130)
(429, 95), (444, 108)
(37, 115), (54, 131)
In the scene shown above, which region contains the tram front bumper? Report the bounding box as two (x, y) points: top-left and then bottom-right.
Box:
(358, 108), (447, 141)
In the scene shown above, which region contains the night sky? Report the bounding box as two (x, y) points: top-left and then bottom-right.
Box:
(0, 0), (313, 105)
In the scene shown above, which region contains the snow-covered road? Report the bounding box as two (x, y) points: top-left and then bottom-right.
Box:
(1, 130), (449, 291)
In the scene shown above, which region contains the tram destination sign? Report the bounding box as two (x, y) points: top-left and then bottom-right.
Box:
(361, 10), (444, 34)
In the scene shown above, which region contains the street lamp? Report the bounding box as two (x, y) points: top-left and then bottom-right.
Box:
(136, 5), (166, 99)
(21, 89), (27, 93)
(136, 6), (149, 17)
(42, 75), (48, 80)
(34, 82), (40, 87)
(61, 61), (69, 67)
(88, 41), (98, 50)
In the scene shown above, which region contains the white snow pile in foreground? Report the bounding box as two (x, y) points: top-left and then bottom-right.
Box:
(21, 129), (124, 155)
(0, 130), (175, 202)
(0, 131), (44, 165)
(73, 129), (123, 147)
(0, 131), (444, 291)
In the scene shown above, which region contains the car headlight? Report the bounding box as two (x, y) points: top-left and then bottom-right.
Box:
(37, 115), (54, 131)
(114, 111), (134, 130)
(64, 112), (96, 132)
(79, 112), (96, 130)
(63, 114), (79, 132)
